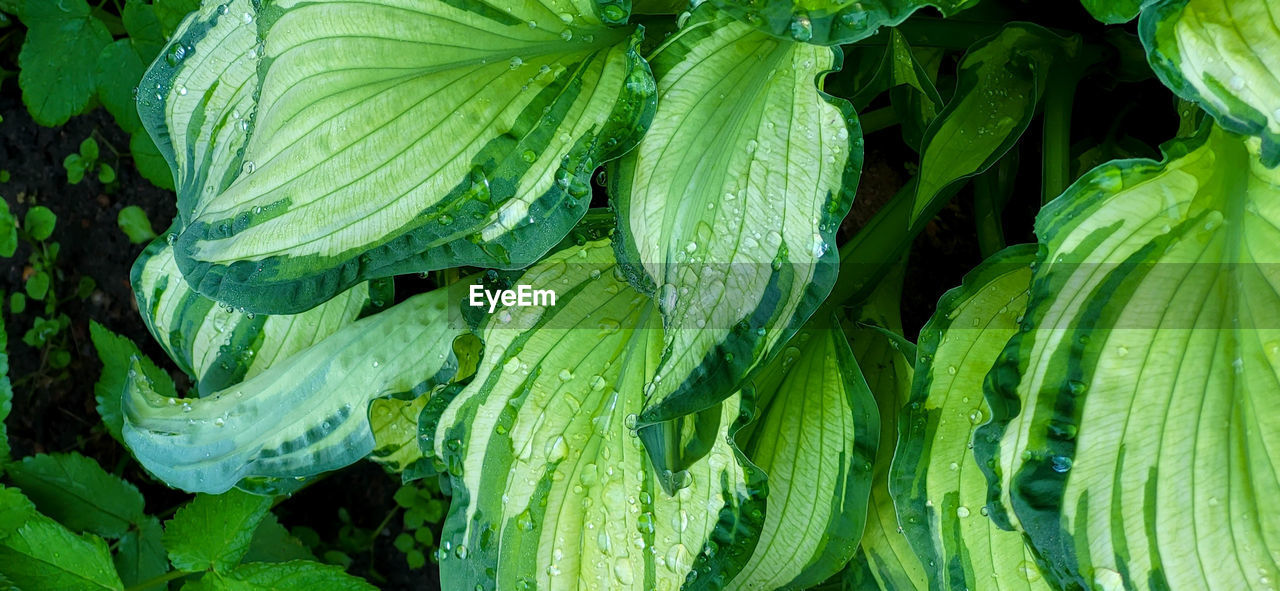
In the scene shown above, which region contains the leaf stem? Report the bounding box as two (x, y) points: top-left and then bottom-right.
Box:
(1040, 73), (1076, 205)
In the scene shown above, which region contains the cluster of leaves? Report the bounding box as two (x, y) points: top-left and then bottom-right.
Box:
(2, 0), (195, 189)
(0, 304), (380, 590)
(0, 201), (93, 373)
(27, 0), (1277, 590)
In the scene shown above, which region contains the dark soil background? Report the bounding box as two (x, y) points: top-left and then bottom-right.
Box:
(0, 0), (1178, 587)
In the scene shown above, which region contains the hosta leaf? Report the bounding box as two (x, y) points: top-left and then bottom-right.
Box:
(6, 453), (146, 539)
(427, 239), (765, 591)
(164, 490), (272, 572)
(978, 125), (1280, 590)
(911, 24), (1075, 225)
(708, 0), (977, 45)
(609, 7), (860, 454)
(843, 265), (928, 591)
(123, 287), (463, 493)
(0, 519), (123, 591)
(727, 325), (878, 590)
(368, 394), (431, 479)
(891, 244), (1055, 591)
(1141, 0), (1280, 167)
(1080, 0), (1142, 24)
(139, 0), (655, 315)
(130, 236), (382, 396)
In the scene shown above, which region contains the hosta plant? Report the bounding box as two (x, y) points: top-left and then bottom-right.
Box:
(96, 0), (1280, 588)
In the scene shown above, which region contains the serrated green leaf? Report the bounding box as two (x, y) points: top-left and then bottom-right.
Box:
(427, 238), (766, 591)
(164, 490), (273, 572)
(890, 245), (1055, 591)
(609, 8), (860, 471)
(16, 0), (113, 126)
(203, 560), (376, 591)
(114, 517), (168, 591)
(6, 453), (146, 539)
(0, 486), (42, 536)
(727, 324), (878, 590)
(242, 513), (315, 564)
(0, 519), (123, 591)
(1141, 0), (1280, 167)
(89, 320), (177, 444)
(709, 0), (978, 45)
(140, 0), (654, 315)
(910, 24), (1075, 225)
(130, 239), (373, 397)
(130, 131), (175, 191)
(123, 282), (462, 493)
(978, 125), (1280, 590)
(117, 206), (156, 244)
(24, 205), (55, 241)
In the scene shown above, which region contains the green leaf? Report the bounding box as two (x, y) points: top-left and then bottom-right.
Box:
(0, 519), (124, 591)
(0, 309), (11, 469)
(727, 324), (878, 590)
(9, 292), (26, 314)
(609, 8), (860, 452)
(978, 125), (1280, 591)
(1141, 0), (1280, 167)
(117, 205), (157, 244)
(24, 205), (55, 241)
(1080, 0), (1142, 24)
(16, 0), (112, 126)
(67, 155), (87, 184)
(114, 517), (168, 591)
(0, 486), (42, 536)
(242, 513), (315, 564)
(6, 453), (146, 539)
(709, 0), (978, 45)
(426, 238), (766, 591)
(80, 137), (100, 162)
(122, 0), (166, 62)
(152, 0), (198, 36)
(910, 24), (1075, 225)
(24, 271), (49, 301)
(89, 321), (177, 444)
(123, 282), (462, 493)
(130, 131), (175, 191)
(368, 394), (431, 478)
(139, 0), (655, 315)
(99, 163), (117, 184)
(164, 490), (273, 572)
(840, 262), (928, 591)
(889, 245), (1056, 591)
(130, 239), (373, 396)
(0, 200), (16, 258)
(203, 560), (376, 591)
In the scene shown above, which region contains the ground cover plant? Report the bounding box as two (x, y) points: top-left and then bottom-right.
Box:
(0, 0), (1276, 589)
